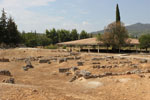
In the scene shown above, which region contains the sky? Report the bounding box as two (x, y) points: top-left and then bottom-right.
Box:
(0, 0), (149, 33)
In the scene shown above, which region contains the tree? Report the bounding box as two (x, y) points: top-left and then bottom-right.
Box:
(116, 4), (121, 22)
(6, 16), (21, 45)
(139, 34), (150, 51)
(37, 34), (51, 46)
(21, 32), (38, 47)
(58, 29), (71, 42)
(96, 33), (101, 41)
(46, 28), (58, 44)
(101, 22), (129, 52)
(80, 30), (89, 39)
(70, 29), (78, 40)
(0, 8), (7, 43)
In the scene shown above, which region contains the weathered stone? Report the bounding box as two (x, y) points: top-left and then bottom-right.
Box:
(2, 78), (15, 84)
(126, 71), (131, 74)
(93, 65), (100, 69)
(58, 58), (66, 64)
(69, 76), (77, 82)
(74, 56), (81, 60)
(138, 74), (145, 78)
(66, 72), (71, 76)
(0, 58), (9, 62)
(70, 52), (79, 56)
(48, 61), (51, 64)
(92, 62), (100, 64)
(70, 67), (79, 72)
(66, 57), (74, 60)
(104, 72), (112, 76)
(39, 59), (50, 63)
(77, 61), (84, 66)
(23, 66), (28, 71)
(0, 70), (11, 76)
(145, 69), (150, 73)
(113, 65), (118, 68)
(106, 66), (112, 68)
(59, 68), (70, 73)
(25, 60), (33, 68)
(140, 59), (147, 63)
(120, 57), (126, 60)
(75, 70), (91, 79)
(131, 69), (141, 74)
(106, 56), (114, 59)
(92, 57), (105, 61)
(130, 64), (138, 68)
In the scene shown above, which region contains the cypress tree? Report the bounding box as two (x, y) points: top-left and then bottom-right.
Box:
(116, 4), (121, 22)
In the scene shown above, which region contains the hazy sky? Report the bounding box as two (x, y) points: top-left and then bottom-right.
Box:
(0, 0), (149, 33)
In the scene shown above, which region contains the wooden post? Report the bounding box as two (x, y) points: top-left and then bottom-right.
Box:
(136, 45), (138, 53)
(72, 46), (73, 52)
(79, 46), (81, 52)
(88, 46), (90, 53)
(98, 45), (100, 53)
(107, 46), (108, 53)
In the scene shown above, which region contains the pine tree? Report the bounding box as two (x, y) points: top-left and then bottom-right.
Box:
(116, 4), (121, 22)
(7, 16), (20, 44)
(80, 30), (89, 39)
(0, 8), (7, 43)
(70, 29), (78, 40)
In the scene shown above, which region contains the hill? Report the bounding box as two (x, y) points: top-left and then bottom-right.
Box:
(91, 23), (150, 37)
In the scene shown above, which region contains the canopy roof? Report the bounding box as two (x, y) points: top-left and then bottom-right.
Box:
(57, 38), (139, 46)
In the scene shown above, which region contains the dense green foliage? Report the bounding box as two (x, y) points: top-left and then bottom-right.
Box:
(98, 4), (129, 52)
(21, 28), (90, 47)
(44, 44), (58, 49)
(46, 28), (89, 44)
(100, 22), (129, 50)
(96, 33), (101, 41)
(21, 32), (51, 47)
(0, 9), (92, 48)
(0, 9), (21, 45)
(139, 34), (150, 51)
(80, 30), (89, 39)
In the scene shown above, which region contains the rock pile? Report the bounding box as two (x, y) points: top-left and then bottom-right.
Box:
(58, 58), (67, 64)
(2, 78), (15, 84)
(77, 61), (84, 66)
(69, 69), (150, 82)
(0, 70), (11, 76)
(23, 59), (34, 71)
(70, 70), (91, 82)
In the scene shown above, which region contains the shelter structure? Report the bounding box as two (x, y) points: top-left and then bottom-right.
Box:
(57, 38), (139, 53)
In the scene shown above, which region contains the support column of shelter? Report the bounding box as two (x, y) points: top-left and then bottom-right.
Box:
(98, 45), (100, 53)
(136, 45), (138, 53)
(88, 45), (90, 53)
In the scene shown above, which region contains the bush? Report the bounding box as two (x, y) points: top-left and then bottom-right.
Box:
(44, 44), (58, 49)
(62, 45), (66, 49)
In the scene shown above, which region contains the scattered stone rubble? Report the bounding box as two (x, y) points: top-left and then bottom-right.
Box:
(0, 70), (11, 76)
(77, 61), (84, 66)
(69, 69), (150, 82)
(58, 58), (67, 64)
(23, 59), (34, 71)
(2, 77), (15, 84)
(12, 57), (39, 62)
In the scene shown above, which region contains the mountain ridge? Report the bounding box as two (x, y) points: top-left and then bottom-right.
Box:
(91, 23), (150, 37)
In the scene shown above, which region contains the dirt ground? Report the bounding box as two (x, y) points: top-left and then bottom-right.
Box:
(0, 48), (150, 100)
